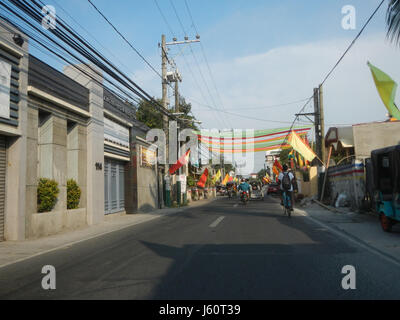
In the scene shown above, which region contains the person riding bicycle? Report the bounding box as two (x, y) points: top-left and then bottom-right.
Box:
(238, 179), (250, 199)
(278, 164), (295, 211)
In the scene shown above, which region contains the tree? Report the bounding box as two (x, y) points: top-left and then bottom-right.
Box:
(136, 97), (200, 130)
(387, 0), (400, 45)
(177, 97), (200, 130)
(136, 99), (164, 129)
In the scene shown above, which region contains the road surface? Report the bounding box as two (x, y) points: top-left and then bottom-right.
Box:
(1, 195), (400, 299)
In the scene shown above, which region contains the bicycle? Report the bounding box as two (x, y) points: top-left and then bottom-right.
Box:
(282, 190), (292, 218)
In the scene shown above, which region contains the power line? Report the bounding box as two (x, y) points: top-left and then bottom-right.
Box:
(280, 0), (386, 151)
(51, 0), (142, 84)
(153, 0), (227, 130)
(188, 96), (313, 125)
(3, 0), (178, 121)
(192, 97), (311, 111)
(184, 0), (234, 128)
(320, 0), (385, 86)
(87, 0), (163, 80)
(168, 0), (231, 129)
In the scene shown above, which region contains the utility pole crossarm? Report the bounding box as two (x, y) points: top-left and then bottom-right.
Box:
(166, 39), (200, 46)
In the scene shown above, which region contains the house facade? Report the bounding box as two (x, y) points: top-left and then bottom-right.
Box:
(0, 21), (159, 241)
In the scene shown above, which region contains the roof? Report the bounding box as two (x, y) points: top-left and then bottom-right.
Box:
(325, 126), (354, 150)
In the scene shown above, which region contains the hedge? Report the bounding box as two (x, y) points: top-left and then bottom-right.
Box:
(37, 178), (59, 213)
(67, 179), (81, 210)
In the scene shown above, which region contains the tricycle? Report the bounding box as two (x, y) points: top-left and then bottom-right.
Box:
(371, 145), (400, 232)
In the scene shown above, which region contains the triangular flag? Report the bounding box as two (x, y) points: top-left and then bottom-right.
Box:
(367, 61), (400, 120)
(288, 130), (316, 162)
(197, 168), (209, 188)
(169, 149), (190, 175)
(212, 169), (221, 184)
(221, 174), (229, 185)
(273, 159), (283, 171)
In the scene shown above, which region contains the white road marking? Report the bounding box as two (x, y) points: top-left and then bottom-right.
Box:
(233, 204), (238, 208)
(209, 216), (225, 228)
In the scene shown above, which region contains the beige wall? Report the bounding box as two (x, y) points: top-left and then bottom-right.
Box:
(136, 143), (158, 212)
(353, 121), (400, 160)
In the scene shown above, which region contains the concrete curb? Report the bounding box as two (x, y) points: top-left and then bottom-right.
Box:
(294, 206), (400, 268)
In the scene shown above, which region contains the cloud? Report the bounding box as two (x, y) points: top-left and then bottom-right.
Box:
(177, 32), (400, 130)
(134, 32), (400, 173)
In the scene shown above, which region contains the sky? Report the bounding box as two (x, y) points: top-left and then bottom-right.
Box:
(13, 0), (400, 173)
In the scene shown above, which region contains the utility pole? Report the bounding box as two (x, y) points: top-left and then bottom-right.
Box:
(161, 34), (170, 207)
(161, 34), (169, 156)
(318, 84), (326, 164)
(313, 87), (322, 162)
(161, 35), (200, 205)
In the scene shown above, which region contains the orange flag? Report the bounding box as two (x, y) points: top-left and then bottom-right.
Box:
(197, 168), (209, 188)
(221, 174), (229, 185)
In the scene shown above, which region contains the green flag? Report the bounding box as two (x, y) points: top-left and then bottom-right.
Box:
(367, 61), (400, 120)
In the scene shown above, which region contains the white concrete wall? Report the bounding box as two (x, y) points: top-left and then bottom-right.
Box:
(327, 161), (365, 209)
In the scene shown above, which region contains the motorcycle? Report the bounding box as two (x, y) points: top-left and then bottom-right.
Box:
(240, 190), (249, 205)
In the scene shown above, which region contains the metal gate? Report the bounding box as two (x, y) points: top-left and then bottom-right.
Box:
(104, 158), (125, 214)
(0, 136), (6, 241)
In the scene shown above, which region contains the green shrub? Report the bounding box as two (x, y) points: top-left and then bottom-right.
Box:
(187, 175), (196, 187)
(67, 179), (81, 210)
(37, 178), (59, 213)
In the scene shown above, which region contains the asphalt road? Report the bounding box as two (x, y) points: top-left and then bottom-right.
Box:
(1, 195), (400, 300)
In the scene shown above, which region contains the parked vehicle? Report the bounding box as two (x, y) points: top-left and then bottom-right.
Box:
(267, 183), (280, 195)
(371, 145), (400, 232)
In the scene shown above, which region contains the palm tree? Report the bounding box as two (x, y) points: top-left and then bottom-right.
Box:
(387, 0), (400, 44)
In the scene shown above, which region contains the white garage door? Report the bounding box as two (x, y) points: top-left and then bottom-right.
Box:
(104, 158), (125, 214)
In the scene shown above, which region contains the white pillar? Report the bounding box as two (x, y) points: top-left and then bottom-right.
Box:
(63, 64), (104, 225)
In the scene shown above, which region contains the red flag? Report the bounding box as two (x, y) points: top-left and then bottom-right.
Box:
(169, 149), (190, 175)
(228, 176), (233, 182)
(197, 168), (209, 188)
(273, 159), (283, 171)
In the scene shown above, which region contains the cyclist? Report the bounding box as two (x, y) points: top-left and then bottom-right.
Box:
(278, 164), (295, 211)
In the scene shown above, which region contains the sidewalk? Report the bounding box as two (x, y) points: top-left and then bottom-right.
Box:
(296, 201), (400, 263)
(0, 197), (218, 269)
